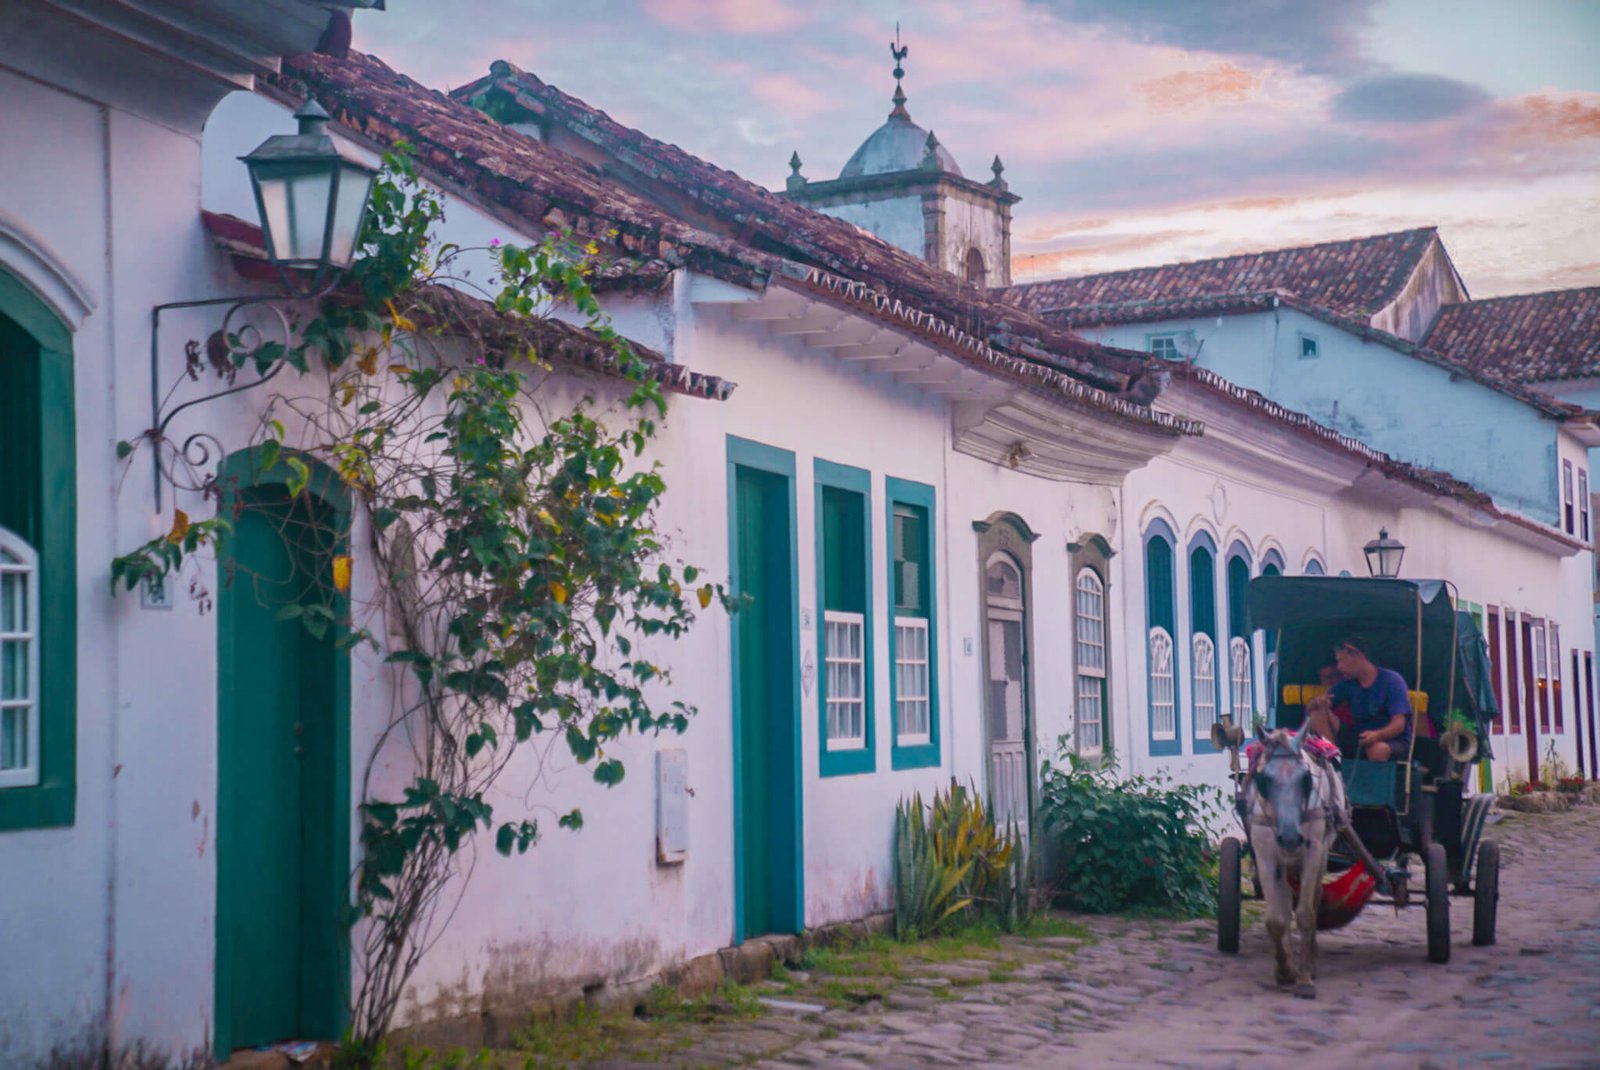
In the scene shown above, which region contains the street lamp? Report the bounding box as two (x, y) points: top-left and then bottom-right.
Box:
(1363, 527), (1405, 578)
(240, 98), (377, 293)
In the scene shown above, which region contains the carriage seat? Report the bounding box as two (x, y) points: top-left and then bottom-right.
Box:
(1281, 683), (1430, 715)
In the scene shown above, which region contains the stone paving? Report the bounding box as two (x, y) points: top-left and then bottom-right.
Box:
(578, 805), (1600, 1070)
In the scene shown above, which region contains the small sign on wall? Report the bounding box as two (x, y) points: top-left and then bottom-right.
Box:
(656, 748), (689, 864)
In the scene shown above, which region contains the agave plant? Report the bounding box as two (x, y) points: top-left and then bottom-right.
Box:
(893, 793), (973, 940)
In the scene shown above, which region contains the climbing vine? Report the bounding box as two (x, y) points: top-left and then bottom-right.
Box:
(113, 146), (725, 1051)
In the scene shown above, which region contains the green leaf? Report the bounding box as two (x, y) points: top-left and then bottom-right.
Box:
(593, 758), (625, 787)
(116, 440), (134, 459)
(557, 809), (584, 831)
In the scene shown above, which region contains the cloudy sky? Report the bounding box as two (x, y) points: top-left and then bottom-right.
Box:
(354, 0), (1600, 297)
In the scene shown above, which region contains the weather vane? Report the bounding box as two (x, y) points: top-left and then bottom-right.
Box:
(889, 23), (910, 118)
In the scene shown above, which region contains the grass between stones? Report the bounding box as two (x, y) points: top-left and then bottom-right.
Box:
(382, 912), (1094, 1068)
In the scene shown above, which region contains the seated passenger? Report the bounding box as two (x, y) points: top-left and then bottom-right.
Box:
(1326, 635), (1412, 762)
(1304, 662), (1351, 745)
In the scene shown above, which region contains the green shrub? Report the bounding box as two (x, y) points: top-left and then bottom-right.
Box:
(1036, 742), (1221, 916)
(894, 783), (1029, 939)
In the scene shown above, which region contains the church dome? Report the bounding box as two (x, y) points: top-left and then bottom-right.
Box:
(839, 114), (961, 178)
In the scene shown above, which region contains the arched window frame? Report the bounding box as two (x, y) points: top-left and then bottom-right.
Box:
(0, 266), (77, 831)
(1074, 566), (1107, 756)
(1144, 520), (1181, 755)
(1188, 532), (1220, 749)
(1224, 545), (1255, 724)
(963, 247), (988, 287)
(0, 528), (41, 788)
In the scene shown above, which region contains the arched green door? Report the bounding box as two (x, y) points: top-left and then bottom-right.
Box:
(216, 461), (348, 1056)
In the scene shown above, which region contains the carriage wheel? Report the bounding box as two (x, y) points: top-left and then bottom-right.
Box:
(1472, 840), (1499, 947)
(1425, 842), (1451, 964)
(1218, 837), (1242, 954)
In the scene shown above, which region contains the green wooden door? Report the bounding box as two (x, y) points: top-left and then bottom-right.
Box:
(217, 485), (344, 1054)
(731, 461), (801, 940)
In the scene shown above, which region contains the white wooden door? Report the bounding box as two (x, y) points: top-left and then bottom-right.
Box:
(984, 555), (1029, 834)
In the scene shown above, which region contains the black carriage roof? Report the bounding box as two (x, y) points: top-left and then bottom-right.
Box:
(1246, 576), (1455, 634)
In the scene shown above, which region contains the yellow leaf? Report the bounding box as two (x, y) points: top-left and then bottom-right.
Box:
(358, 347), (379, 376)
(550, 581), (568, 604)
(340, 382), (357, 407)
(333, 555), (352, 593)
(166, 509), (190, 544)
(388, 364), (410, 375)
(385, 298), (417, 334)
(697, 584), (713, 609)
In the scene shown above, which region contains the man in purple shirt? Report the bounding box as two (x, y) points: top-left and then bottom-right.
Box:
(1326, 635), (1412, 761)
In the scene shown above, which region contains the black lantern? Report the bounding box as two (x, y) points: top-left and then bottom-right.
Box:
(240, 98), (376, 289)
(1363, 527), (1405, 578)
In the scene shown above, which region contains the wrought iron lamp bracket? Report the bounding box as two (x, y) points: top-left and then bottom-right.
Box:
(146, 291), (317, 512)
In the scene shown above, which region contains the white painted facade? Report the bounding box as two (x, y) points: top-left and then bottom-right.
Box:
(4, 16), (1596, 1069)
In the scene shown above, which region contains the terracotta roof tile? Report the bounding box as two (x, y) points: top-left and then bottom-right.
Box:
(1424, 287), (1600, 384)
(1003, 228), (1440, 319)
(445, 59), (1149, 388)
(265, 51), (1196, 434)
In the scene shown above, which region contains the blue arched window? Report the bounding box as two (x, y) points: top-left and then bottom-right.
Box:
(1225, 544), (1254, 725)
(1304, 556), (1326, 576)
(1145, 520), (1180, 756)
(1188, 534), (1219, 749)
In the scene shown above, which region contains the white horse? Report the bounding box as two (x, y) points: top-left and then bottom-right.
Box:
(1248, 722), (1346, 998)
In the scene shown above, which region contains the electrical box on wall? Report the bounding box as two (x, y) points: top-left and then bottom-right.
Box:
(656, 748), (689, 864)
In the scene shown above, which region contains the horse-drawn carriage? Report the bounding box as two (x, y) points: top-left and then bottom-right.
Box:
(1214, 576), (1500, 977)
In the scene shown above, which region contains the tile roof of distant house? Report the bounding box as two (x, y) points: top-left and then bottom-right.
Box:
(1424, 286), (1600, 384)
(1003, 228), (1442, 320)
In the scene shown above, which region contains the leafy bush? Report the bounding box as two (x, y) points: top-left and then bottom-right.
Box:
(893, 784), (1029, 939)
(1036, 741), (1221, 916)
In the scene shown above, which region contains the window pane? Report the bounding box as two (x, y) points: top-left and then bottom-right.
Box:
(824, 610), (866, 750)
(893, 506), (927, 616)
(896, 617), (930, 741)
(1150, 627), (1175, 739)
(1193, 633), (1217, 738)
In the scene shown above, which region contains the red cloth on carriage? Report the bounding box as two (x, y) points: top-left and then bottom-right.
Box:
(1287, 860), (1379, 930)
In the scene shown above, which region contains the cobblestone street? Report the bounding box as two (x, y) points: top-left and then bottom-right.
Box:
(573, 806), (1600, 1070)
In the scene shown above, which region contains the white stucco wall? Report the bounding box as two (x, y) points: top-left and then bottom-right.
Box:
(811, 195), (926, 263)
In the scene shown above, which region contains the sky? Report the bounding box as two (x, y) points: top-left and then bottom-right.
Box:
(353, 0), (1600, 298)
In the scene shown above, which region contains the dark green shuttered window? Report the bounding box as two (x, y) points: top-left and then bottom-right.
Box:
(887, 478), (937, 769)
(814, 460), (873, 776)
(1145, 523), (1179, 756)
(1189, 541), (1218, 747)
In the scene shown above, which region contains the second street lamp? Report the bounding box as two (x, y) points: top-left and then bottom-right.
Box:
(1363, 527), (1406, 578)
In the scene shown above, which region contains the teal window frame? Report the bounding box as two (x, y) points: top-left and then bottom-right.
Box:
(814, 459), (874, 776)
(886, 477), (939, 770)
(1145, 520), (1180, 757)
(1298, 332), (1320, 360)
(1188, 534), (1220, 753)
(1225, 547), (1255, 725)
(0, 269), (77, 831)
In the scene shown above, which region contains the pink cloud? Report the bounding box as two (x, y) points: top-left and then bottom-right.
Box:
(1138, 63), (1262, 112)
(640, 0), (805, 35)
(749, 73), (840, 123)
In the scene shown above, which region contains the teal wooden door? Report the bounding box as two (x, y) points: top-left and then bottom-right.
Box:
(217, 485), (345, 1054)
(731, 458), (801, 940)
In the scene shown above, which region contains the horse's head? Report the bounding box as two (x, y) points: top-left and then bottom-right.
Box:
(1253, 722), (1318, 854)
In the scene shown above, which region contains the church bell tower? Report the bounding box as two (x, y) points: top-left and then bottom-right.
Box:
(782, 32), (1019, 287)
